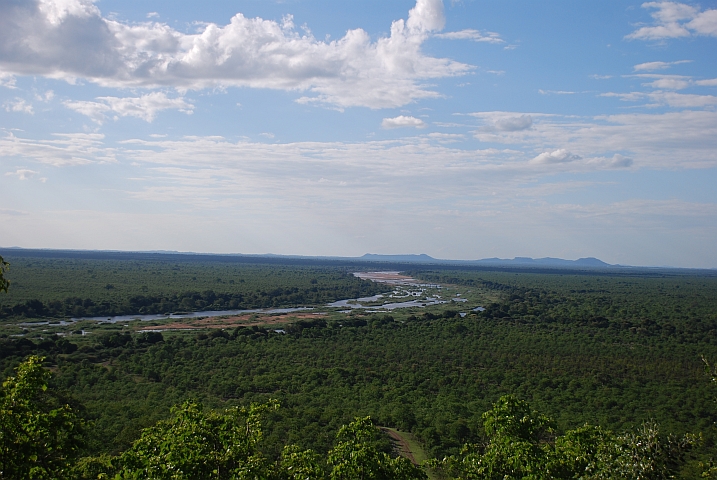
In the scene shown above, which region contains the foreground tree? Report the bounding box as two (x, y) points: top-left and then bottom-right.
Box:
(116, 400), (278, 479)
(431, 394), (696, 480)
(327, 417), (426, 480)
(0, 356), (86, 480)
(0, 254), (8, 293)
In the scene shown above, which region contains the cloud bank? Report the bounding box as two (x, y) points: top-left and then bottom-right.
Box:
(0, 0), (472, 109)
(64, 92), (193, 123)
(627, 2), (717, 40)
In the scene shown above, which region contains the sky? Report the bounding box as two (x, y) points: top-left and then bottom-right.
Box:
(1, 0), (716, 268)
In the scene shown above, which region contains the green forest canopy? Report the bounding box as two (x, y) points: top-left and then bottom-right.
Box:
(1, 252), (717, 478)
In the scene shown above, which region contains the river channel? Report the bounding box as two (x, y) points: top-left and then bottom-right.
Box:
(18, 271), (477, 327)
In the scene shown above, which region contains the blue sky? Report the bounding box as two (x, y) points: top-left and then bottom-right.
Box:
(1, 0), (716, 267)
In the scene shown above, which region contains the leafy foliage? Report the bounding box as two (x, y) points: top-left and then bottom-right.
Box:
(116, 400), (277, 479)
(83, 401), (426, 480)
(0, 255), (8, 294)
(0, 356), (86, 480)
(432, 395), (697, 480)
(327, 417), (426, 480)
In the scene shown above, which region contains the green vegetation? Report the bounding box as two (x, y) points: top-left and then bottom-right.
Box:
(1, 253), (717, 477)
(0, 255), (8, 293)
(0, 256), (387, 319)
(0, 356), (86, 480)
(432, 395), (696, 479)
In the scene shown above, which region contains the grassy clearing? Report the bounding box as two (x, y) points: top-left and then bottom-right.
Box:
(383, 427), (439, 480)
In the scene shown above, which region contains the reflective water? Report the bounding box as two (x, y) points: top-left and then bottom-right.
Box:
(19, 307), (313, 326)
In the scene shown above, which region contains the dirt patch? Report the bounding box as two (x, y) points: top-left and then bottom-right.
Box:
(355, 271), (418, 283)
(137, 312), (327, 331)
(381, 427), (417, 465)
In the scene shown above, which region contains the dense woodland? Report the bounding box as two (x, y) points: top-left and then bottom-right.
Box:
(1, 252), (717, 478)
(0, 256), (387, 318)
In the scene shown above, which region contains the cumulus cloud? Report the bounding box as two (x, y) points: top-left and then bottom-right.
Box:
(627, 2), (717, 40)
(0, 0), (471, 109)
(382, 115), (426, 129)
(530, 149), (582, 165)
(64, 92), (193, 123)
(4, 98), (33, 114)
(434, 29), (503, 43)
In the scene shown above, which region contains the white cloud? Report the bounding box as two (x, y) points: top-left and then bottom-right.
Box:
(35, 90), (55, 102)
(627, 74), (692, 90)
(633, 60), (691, 71)
(434, 29), (503, 43)
(37, 0), (99, 26)
(602, 90), (717, 108)
(5, 168), (39, 180)
(688, 8), (717, 35)
(588, 154), (634, 168)
(0, 131), (113, 166)
(0, 0), (471, 109)
(650, 91), (717, 107)
(530, 149), (581, 165)
(64, 92), (193, 123)
(426, 132), (464, 142)
(4, 98), (33, 114)
(382, 115), (426, 129)
(494, 115), (532, 131)
(644, 78), (691, 90)
(627, 2), (717, 40)
(539, 89), (576, 95)
(0, 72), (16, 88)
(469, 110), (717, 169)
(636, 75), (717, 89)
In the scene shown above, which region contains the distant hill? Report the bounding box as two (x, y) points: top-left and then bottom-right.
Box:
(356, 254), (611, 268)
(359, 254), (437, 263)
(473, 257), (610, 267)
(0, 247), (614, 269)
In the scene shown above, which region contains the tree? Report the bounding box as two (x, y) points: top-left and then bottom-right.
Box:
(327, 416), (426, 480)
(432, 395), (556, 480)
(0, 355), (86, 480)
(117, 400), (278, 479)
(0, 254), (8, 293)
(431, 395), (696, 480)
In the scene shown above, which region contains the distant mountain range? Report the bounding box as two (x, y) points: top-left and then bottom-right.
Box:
(359, 254), (611, 267)
(16, 247), (713, 271)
